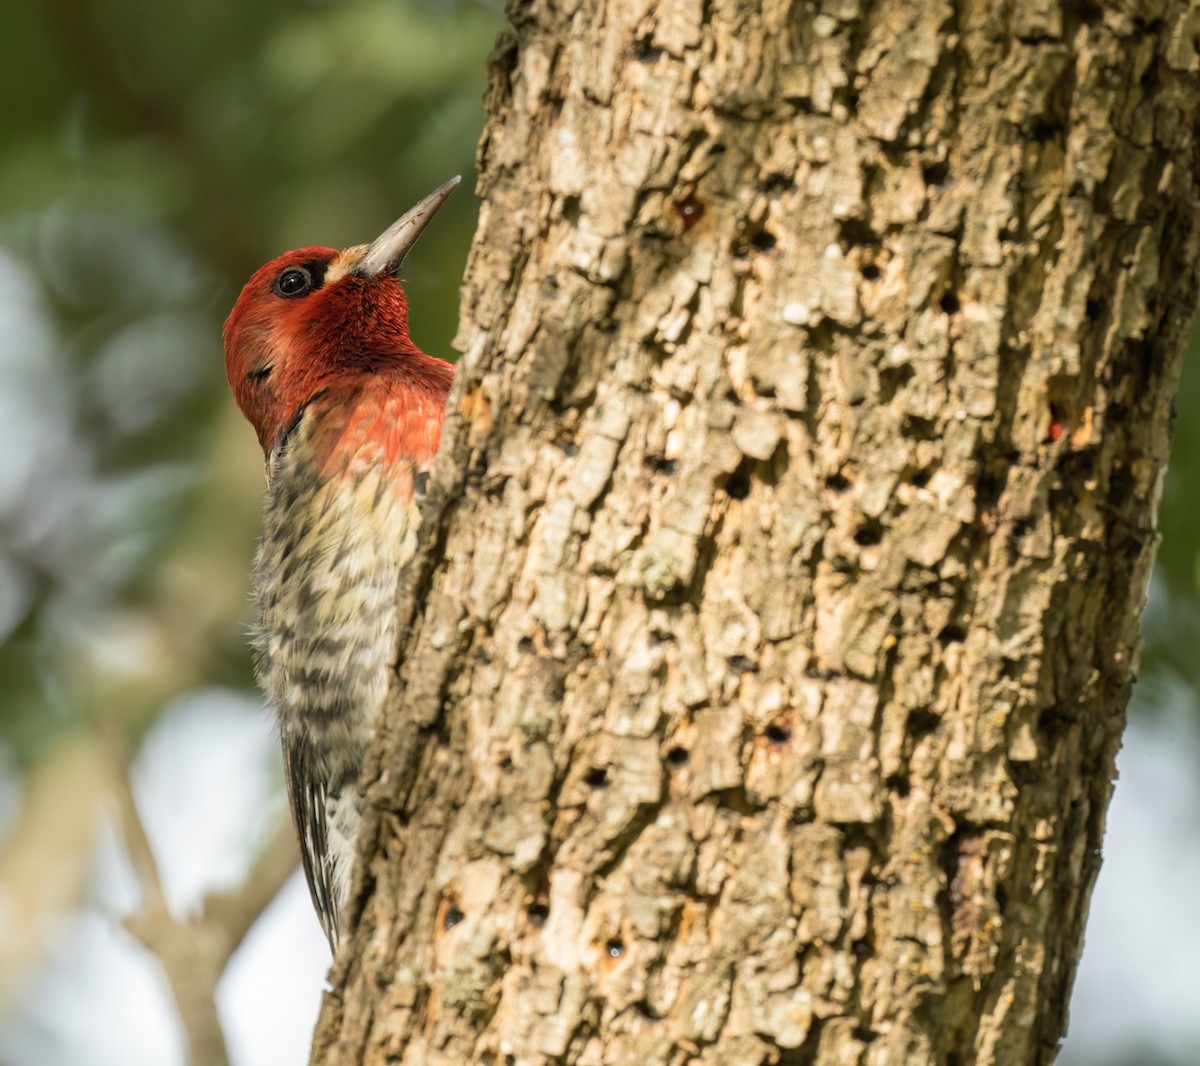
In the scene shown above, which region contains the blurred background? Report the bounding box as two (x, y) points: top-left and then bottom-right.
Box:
(0, 2), (1196, 1064)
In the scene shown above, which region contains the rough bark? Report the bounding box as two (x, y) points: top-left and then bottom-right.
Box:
(312, 1), (1200, 1063)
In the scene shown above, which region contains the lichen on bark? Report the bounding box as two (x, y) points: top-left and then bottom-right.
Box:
(311, 2), (1200, 1064)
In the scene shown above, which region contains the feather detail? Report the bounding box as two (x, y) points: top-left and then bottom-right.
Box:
(281, 728), (339, 946)
(253, 389), (434, 948)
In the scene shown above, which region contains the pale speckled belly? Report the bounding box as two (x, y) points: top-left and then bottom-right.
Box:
(251, 424), (422, 942)
(253, 448), (418, 778)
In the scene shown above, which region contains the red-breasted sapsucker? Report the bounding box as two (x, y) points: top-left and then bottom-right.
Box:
(222, 178), (459, 949)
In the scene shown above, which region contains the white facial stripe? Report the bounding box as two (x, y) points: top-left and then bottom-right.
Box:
(323, 245), (368, 287)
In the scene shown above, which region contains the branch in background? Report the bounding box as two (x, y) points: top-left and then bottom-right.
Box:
(112, 746), (298, 1066)
(0, 734), (114, 1020)
(0, 408), (269, 1038)
(205, 820), (300, 953)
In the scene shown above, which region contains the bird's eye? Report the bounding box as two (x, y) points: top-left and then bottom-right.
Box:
(273, 266), (314, 299)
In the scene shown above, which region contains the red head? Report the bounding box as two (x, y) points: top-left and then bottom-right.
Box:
(223, 178), (459, 457)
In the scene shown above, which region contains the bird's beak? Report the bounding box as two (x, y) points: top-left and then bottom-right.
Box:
(357, 176), (462, 278)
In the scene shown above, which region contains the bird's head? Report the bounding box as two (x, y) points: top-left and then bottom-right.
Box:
(223, 177), (459, 456)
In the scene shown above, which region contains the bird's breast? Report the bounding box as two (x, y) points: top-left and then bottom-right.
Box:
(252, 437), (421, 745)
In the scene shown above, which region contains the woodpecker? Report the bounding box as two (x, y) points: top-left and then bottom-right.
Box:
(222, 178), (459, 949)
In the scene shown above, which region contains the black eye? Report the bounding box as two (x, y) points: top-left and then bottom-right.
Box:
(273, 266), (313, 298)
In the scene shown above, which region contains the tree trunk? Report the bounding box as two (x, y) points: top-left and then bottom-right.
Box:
(311, 2), (1200, 1063)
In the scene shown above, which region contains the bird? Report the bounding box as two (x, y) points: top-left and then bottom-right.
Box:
(222, 177), (459, 949)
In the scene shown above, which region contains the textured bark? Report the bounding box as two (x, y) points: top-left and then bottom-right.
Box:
(311, 1), (1200, 1064)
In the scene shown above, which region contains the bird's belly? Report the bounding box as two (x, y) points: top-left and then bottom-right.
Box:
(252, 465), (418, 748)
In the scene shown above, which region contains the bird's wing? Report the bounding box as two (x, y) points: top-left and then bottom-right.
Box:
(281, 730), (340, 950)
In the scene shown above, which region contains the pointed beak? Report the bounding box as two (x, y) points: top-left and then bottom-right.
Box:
(357, 175), (462, 278)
